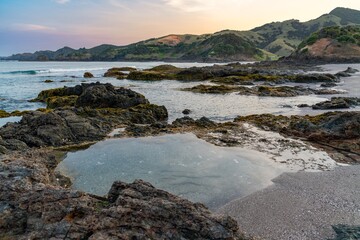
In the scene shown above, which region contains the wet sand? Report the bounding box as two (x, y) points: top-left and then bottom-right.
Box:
(217, 165), (360, 240)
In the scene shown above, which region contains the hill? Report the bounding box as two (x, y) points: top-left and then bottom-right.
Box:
(290, 25), (360, 62)
(251, 7), (360, 56)
(8, 33), (273, 62)
(6, 7), (360, 61)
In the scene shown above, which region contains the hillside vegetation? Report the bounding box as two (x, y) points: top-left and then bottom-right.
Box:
(292, 25), (360, 62)
(6, 7), (360, 61)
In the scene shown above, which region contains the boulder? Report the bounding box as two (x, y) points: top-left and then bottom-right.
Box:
(75, 84), (149, 109)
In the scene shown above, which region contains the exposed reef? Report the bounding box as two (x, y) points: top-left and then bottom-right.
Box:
(182, 84), (342, 96)
(235, 112), (360, 163)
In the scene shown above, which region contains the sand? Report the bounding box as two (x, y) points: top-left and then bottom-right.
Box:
(217, 165), (360, 240)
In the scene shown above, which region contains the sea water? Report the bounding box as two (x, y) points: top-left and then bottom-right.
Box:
(1, 61), (359, 122)
(57, 133), (287, 209)
(2, 61), (359, 208)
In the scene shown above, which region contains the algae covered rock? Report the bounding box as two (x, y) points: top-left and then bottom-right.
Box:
(104, 67), (135, 79)
(1, 83), (168, 148)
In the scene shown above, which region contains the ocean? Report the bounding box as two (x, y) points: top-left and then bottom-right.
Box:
(2, 61), (358, 124)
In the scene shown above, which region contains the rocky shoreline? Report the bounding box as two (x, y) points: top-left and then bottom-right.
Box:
(0, 83), (248, 239)
(1, 61), (360, 239)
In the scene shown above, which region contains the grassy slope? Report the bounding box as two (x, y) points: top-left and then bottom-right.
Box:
(7, 7), (360, 61)
(251, 7), (360, 56)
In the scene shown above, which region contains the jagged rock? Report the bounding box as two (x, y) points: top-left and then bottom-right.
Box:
(76, 84), (149, 108)
(0, 150), (246, 240)
(1, 83), (168, 149)
(44, 79), (54, 83)
(83, 72), (94, 78)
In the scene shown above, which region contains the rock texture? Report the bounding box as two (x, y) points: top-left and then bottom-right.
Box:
(0, 150), (246, 240)
(0, 83), (167, 150)
(235, 112), (360, 163)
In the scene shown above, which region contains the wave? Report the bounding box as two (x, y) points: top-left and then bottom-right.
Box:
(2, 70), (38, 75)
(1, 67), (108, 75)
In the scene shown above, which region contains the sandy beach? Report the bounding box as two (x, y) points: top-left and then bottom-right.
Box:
(217, 165), (360, 239)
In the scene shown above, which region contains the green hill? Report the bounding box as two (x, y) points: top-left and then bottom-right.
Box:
(8, 33), (272, 62)
(6, 7), (360, 61)
(251, 7), (360, 56)
(291, 25), (360, 62)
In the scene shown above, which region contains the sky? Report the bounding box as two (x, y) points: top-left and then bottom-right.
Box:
(1, 0), (360, 56)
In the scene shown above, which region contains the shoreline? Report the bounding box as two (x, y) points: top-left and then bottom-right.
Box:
(217, 165), (360, 239)
(1, 62), (360, 239)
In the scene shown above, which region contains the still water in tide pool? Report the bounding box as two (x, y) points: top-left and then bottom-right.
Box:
(57, 133), (288, 209)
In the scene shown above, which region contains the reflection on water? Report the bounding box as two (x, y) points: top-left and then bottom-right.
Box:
(1, 61), (359, 122)
(57, 133), (287, 209)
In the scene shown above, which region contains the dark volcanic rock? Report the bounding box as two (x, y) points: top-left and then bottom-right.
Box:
(0, 83), (167, 149)
(0, 151), (246, 240)
(76, 84), (149, 108)
(312, 97), (360, 110)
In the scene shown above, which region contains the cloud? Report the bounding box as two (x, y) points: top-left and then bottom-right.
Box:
(54, 0), (70, 4)
(13, 24), (56, 32)
(163, 0), (252, 12)
(163, 0), (217, 12)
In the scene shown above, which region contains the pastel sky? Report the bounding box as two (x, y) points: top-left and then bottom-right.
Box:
(1, 0), (360, 56)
